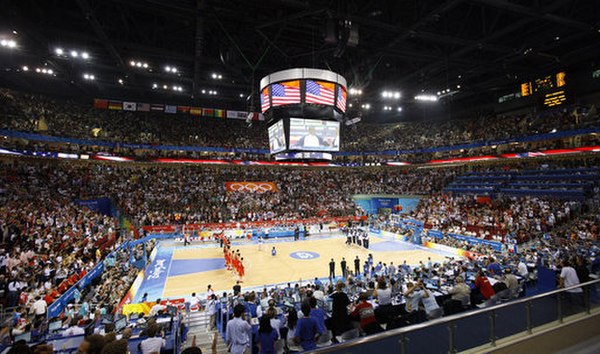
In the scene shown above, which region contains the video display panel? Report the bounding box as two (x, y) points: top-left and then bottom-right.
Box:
(268, 120), (286, 154)
(288, 118), (340, 152)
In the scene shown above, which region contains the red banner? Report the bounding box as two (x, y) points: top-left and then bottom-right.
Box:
(225, 181), (278, 193)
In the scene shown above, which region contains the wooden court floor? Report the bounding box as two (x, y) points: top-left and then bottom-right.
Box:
(161, 236), (449, 298)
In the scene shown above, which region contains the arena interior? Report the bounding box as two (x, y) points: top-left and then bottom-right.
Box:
(1, 1), (600, 353)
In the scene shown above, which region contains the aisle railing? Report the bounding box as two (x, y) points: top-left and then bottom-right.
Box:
(314, 278), (600, 354)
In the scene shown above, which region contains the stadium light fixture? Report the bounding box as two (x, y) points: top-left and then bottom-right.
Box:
(349, 88), (362, 96)
(118, 78), (124, 85)
(201, 89), (206, 94)
(382, 91), (401, 99)
(55, 48), (64, 55)
(239, 93), (244, 98)
(129, 60), (136, 66)
(81, 52), (90, 59)
(0, 39), (17, 48)
(83, 73), (95, 80)
(414, 95), (438, 102)
(397, 107), (402, 112)
(152, 83), (158, 89)
(22, 66), (28, 71)
(36, 68), (53, 76)
(70, 50), (78, 58)
(361, 103), (370, 109)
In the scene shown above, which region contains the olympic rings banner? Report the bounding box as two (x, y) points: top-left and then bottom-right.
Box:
(225, 181), (278, 193)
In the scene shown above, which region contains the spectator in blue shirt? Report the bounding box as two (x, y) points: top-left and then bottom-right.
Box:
(314, 277), (322, 288)
(487, 258), (502, 276)
(294, 303), (321, 351)
(308, 297), (326, 334)
(257, 316), (279, 354)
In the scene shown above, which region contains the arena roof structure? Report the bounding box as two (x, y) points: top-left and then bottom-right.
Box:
(1, 0), (600, 118)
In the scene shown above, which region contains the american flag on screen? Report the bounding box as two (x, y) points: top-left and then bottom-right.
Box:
(271, 80), (301, 107)
(306, 80), (335, 106)
(336, 86), (347, 112)
(260, 87), (270, 113)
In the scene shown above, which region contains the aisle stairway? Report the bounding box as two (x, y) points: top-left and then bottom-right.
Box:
(183, 311), (229, 354)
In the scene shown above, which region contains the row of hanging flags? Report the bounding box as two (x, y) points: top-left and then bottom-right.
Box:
(93, 99), (265, 121)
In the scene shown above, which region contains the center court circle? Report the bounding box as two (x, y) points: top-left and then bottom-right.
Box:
(289, 251), (320, 260)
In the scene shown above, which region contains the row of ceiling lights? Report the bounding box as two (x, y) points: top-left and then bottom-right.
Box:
(1, 34), (243, 100)
(152, 83), (183, 92)
(55, 48), (90, 59)
(0, 39), (17, 48)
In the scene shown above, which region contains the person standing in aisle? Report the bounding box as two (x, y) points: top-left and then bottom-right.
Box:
(329, 259), (336, 279)
(354, 256), (361, 276)
(341, 258), (348, 279)
(226, 304), (251, 354)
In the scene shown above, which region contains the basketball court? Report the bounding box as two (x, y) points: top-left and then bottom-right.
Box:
(134, 233), (457, 302)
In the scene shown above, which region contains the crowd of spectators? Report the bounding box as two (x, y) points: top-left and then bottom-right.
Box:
(409, 194), (583, 242)
(2, 89), (600, 164)
(343, 107), (600, 152)
(0, 162), (121, 311)
(0, 159), (456, 227)
(213, 220), (599, 352)
(0, 89), (266, 150)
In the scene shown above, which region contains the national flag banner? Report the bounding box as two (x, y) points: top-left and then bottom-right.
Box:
(249, 112), (265, 121)
(123, 101), (136, 111)
(306, 80), (335, 106)
(150, 104), (164, 112)
(336, 86), (347, 112)
(227, 110), (248, 120)
(190, 107), (202, 116)
(164, 105), (177, 114)
(202, 108), (214, 117)
(108, 101), (122, 110)
(93, 99), (108, 109)
(177, 106), (190, 114)
(260, 87), (270, 112)
(137, 103), (150, 112)
(215, 109), (225, 118)
(271, 80), (301, 107)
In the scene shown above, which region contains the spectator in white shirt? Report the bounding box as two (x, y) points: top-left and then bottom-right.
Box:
(31, 296), (47, 319)
(140, 324), (166, 354)
(559, 260), (582, 293)
(63, 319), (85, 337)
(149, 299), (167, 317)
(517, 259), (529, 279)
